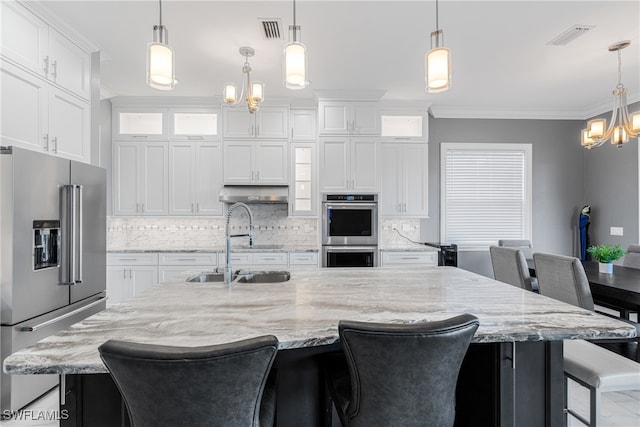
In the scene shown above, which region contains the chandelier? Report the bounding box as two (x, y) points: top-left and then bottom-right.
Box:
(146, 0), (175, 90)
(581, 41), (640, 149)
(223, 47), (264, 114)
(425, 0), (451, 93)
(284, 0), (309, 90)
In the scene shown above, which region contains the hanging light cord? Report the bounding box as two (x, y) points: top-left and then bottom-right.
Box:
(158, 0), (163, 27)
(435, 0), (439, 30)
(293, 0), (297, 27)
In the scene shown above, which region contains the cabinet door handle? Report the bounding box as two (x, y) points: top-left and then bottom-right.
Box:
(132, 135), (148, 139)
(123, 269), (126, 280)
(43, 134), (49, 151)
(256, 125), (260, 136)
(291, 128), (294, 139)
(141, 203), (145, 213)
(191, 203), (195, 213)
(51, 60), (58, 79)
(42, 56), (49, 76)
(187, 135), (204, 140)
(129, 269), (133, 279)
(177, 258), (197, 262)
(256, 170), (260, 181)
(196, 202), (200, 213)
(51, 137), (58, 154)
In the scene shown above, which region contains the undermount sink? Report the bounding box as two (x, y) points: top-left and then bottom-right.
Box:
(187, 272), (225, 283)
(235, 271), (291, 284)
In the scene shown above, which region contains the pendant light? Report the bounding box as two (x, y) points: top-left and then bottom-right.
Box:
(146, 0), (175, 90)
(425, 0), (451, 93)
(284, 0), (309, 90)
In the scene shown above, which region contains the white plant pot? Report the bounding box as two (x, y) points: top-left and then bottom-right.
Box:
(598, 262), (613, 274)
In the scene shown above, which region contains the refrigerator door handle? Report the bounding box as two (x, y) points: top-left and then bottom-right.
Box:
(60, 185), (83, 285)
(20, 298), (106, 332)
(76, 185), (83, 283)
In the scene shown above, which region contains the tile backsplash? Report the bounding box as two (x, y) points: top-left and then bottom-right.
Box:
(108, 205), (319, 250)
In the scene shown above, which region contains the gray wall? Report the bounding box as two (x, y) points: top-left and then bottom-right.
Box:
(422, 117), (586, 277)
(583, 101), (640, 258)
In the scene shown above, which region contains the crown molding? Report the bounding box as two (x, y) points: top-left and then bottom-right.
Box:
(314, 89), (386, 101)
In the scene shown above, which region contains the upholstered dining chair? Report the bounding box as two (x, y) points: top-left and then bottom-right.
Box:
(489, 246), (535, 292)
(323, 314), (479, 427)
(99, 335), (278, 427)
(532, 253), (640, 427)
(498, 239), (533, 261)
(623, 244), (640, 269)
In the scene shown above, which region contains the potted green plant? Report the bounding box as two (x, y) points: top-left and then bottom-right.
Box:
(587, 244), (626, 274)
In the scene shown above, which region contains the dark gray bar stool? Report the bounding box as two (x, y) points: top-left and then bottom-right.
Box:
(99, 335), (278, 427)
(323, 314), (479, 427)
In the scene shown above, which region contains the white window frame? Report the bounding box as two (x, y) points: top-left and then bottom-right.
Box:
(440, 143), (532, 251)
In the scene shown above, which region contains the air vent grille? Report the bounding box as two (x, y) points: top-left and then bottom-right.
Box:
(259, 19), (283, 40)
(546, 25), (595, 46)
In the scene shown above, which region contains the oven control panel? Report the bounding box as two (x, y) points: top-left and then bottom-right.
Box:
(324, 194), (377, 202)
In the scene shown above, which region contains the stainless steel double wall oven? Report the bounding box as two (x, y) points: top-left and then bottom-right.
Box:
(321, 194), (378, 267)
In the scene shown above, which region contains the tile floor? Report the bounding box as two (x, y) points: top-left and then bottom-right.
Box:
(1, 383), (638, 427)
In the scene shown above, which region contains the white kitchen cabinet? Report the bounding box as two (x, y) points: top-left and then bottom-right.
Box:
(158, 252), (217, 283)
(113, 141), (169, 216)
(290, 143), (317, 216)
(379, 142), (428, 217)
(318, 101), (380, 135)
(1, 1), (90, 100)
(290, 109), (317, 141)
(223, 140), (288, 185)
(0, 61), (90, 162)
(170, 108), (220, 140)
(48, 86), (90, 162)
(319, 137), (378, 192)
(106, 253), (159, 306)
(381, 251), (438, 267)
(113, 107), (167, 140)
(222, 106), (289, 139)
(289, 252), (319, 269)
(169, 142), (223, 215)
(219, 252), (288, 270)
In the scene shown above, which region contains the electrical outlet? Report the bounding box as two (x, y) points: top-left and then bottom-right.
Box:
(392, 224), (398, 230)
(610, 226), (624, 236)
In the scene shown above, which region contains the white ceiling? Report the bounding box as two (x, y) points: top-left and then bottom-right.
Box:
(33, 0), (640, 119)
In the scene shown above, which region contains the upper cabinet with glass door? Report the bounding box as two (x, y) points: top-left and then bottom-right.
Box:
(113, 106), (220, 141)
(170, 108), (220, 141)
(113, 107), (168, 140)
(380, 112), (428, 142)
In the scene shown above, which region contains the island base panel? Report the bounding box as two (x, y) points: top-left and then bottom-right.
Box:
(60, 341), (563, 427)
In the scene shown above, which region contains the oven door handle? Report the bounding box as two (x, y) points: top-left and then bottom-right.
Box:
(324, 246), (378, 252)
(324, 203), (378, 210)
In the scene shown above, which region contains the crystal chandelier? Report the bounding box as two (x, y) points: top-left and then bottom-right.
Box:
(223, 47), (264, 114)
(581, 41), (640, 149)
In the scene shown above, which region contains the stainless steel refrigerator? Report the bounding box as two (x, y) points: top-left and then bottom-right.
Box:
(1, 146), (107, 413)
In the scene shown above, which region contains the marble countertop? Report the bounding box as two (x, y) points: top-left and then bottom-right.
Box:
(108, 245), (319, 253)
(4, 267), (635, 375)
(379, 246), (439, 252)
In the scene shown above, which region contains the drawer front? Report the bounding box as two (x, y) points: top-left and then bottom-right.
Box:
(107, 253), (158, 266)
(289, 252), (319, 266)
(159, 253), (217, 266)
(253, 252), (288, 265)
(158, 265), (213, 283)
(219, 253), (253, 266)
(382, 251), (437, 267)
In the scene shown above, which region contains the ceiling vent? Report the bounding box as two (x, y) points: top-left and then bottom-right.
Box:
(258, 18), (283, 40)
(546, 25), (595, 46)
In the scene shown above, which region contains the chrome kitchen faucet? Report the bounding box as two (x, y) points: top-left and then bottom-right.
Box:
(225, 202), (254, 285)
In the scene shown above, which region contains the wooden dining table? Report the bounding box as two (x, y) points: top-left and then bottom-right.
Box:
(528, 259), (640, 319)
(581, 261), (640, 319)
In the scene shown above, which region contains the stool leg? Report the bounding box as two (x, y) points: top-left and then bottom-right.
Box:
(564, 375), (570, 427)
(590, 388), (600, 427)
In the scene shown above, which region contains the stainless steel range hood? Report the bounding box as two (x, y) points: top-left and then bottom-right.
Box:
(218, 185), (289, 204)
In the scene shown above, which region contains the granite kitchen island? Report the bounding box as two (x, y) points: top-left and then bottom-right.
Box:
(4, 267), (636, 426)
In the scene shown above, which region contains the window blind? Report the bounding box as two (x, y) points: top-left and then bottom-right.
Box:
(441, 143), (532, 249)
